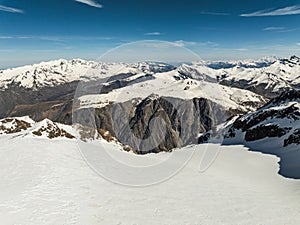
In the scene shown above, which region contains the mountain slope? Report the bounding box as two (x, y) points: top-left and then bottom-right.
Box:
(0, 60), (174, 121)
(220, 89), (300, 178)
(1, 135), (300, 225)
(73, 64), (267, 153)
(215, 56), (300, 98)
(1, 57), (299, 154)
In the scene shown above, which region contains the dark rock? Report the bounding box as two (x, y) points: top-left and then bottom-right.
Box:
(74, 96), (229, 154)
(284, 129), (300, 147)
(245, 125), (291, 142)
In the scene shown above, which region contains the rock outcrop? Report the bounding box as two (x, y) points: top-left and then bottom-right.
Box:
(198, 89), (300, 178)
(74, 95), (228, 154)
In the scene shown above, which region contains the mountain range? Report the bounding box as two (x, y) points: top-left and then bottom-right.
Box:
(0, 56), (299, 176)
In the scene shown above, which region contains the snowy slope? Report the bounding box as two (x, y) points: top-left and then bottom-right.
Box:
(0, 135), (300, 225)
(0, 59), (97, 89)
(202, 89), (300, 178)
(0, 59), (174, 90)
(1, 56), (299, 96)
(223, 90), (300, 152)
(201, 56), (300, 97)
(77, 66), (266, 113)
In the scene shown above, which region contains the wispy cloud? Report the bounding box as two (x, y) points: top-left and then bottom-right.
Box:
(200, 11), (230, 16)
(210, 47), (248, 52)
(173, 40), (197, 47)
(277, 28), (300, 33)
(0, 5), (24, 13)
(139, 40), (218, 49)
(297, 43), (300, 46)
(74, 0), (102, 8)
(0, 35), (113, 41)
(262, 26), (300, 33)
(263, 26), (285, 31)
(198, 41), (219, 47)
(234, 48), (248, 51)
(0, 36), (31, 39)
(144, 32), (162, 36)
(240, 5), (300, 17)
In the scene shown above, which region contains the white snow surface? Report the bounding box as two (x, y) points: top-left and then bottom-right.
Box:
(78, 69), (265, 112)
(0, 135), (300, 225)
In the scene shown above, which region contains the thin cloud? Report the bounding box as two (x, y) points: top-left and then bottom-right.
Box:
(74, 0), (102, 8)
(277, 28), (300, 33)
(297, 43), (300, 46)
(0, 35), (113, 41)
(144, 32), (162, 36)
(198, 41), (219, 47)
(0, 5), (24, 13)
(200, 11), (230, 16)
(263, 26), (285, 31)
(172, 40), (219, 48)
(241, 5), (300, 17)
(234, 48), (248, 51)
(0, 36), (31, 39)
(173, 40), (197, 47)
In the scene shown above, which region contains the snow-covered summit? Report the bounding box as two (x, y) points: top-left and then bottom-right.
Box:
(0, 59), (175, 89)
(1, 56), (299, 96)
(198, 56), (278, 69)
(215, 56), (300, 97)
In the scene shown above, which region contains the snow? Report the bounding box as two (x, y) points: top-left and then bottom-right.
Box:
(0, 60), (174, 90)
(1, 56), (300, 224)
(78, 69), (265, 112)
(1, 56), (299, 95)
(193, 56), (300, 94)
(0, 59), (129, 89)
(0, 135), (299, 224)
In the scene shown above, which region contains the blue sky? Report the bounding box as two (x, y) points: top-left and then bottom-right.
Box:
(1, 0), (300, 67)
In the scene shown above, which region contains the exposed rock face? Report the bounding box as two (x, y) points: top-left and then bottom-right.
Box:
(223, 90), (300, 145)
(0, 82), (77, 123)
(225, 103), (300, 140)
(284, 129), (300, 147)
(74, 96), (228, 154)
(10, 99), (73, 125)
(214, 89), (300, 178)
(244, 125), (291, 142)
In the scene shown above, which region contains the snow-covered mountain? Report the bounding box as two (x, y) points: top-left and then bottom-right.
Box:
(0, 59), (175, 90)
(223, 90), (300, 152)
(208, 55), (300, 98)
(77, 63), (266, 112)
(1, 56), (299, 96)
(0, 60), (175, 120)
(0, 56), (299, 155)
(200, 56), (278, 69)
(0, 57), (270, 130)
(198, 89), (300, 178)
(72, 60), (269, 153)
